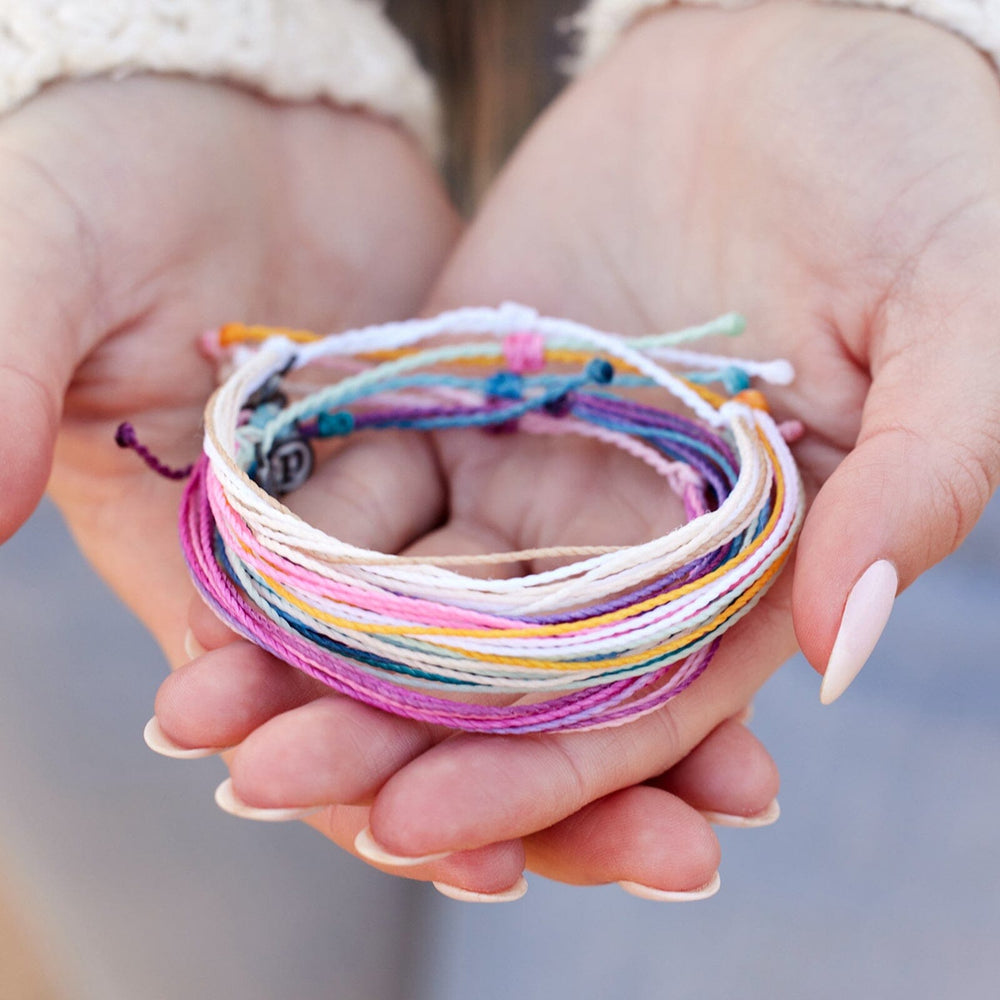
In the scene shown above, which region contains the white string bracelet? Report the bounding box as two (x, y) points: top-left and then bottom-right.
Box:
(163, 303), (805, 733)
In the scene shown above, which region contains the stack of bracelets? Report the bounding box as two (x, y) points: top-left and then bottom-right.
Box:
(126, 303), (805, 735)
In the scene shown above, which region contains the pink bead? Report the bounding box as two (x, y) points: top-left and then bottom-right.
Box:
(503, 331), (546, 373)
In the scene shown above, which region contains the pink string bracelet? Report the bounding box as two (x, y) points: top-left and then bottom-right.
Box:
(132, 303), (805, 733)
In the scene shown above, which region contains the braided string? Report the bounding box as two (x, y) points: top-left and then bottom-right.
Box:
(177, 304), (804, 734)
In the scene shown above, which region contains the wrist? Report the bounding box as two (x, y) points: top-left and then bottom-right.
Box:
(573, 0), (1000, 79)
(0, 0), (441, 159)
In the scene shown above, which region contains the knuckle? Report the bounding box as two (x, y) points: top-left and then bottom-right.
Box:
(929, 429), (998, 554)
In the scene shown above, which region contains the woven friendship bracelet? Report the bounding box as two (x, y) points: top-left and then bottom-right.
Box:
(158, 302), (804, 734)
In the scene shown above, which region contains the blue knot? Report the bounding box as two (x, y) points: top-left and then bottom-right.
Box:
(317, 411), (355, 437)
(721, 366), (751, 394)
(586, 358), (615, 384)
(485, 371), (524, 399)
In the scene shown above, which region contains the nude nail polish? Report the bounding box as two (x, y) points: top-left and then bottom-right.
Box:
(432, 876), (528, 903)
(702, 799), (780, 829)
(619, 871), (721, 902)
(143, 717), (224, 760)
(184, 628), (206, 661)
(214, 778), (322, 822)
(821, 560), (898, 706)
(353, 827), (453, 867)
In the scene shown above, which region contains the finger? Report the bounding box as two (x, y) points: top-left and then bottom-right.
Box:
(227, 695), (438, 808)
(0, 150), (98, 542)
(159, 502), (518, 761)
(794, 269), (1000, 703)
(213, 798), (528, 901)
(226, 703), (775, 818)
(523, 786), (721, 898)
(524, 719), (779, 892)
(365, 576), (796, 857)
(188, 592), (242, 653)
(198, 688), (765, 896)
(198, 672), (774, 821)
(648, 717), (780, 825)
(153, 642), (328, 751)
(218, 515), (527, 804)
(316, 806), (527, 900)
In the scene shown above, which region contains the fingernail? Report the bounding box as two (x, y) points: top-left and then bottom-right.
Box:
(619, 871), (721, 902)
(143, 717), (224, 759)
(214, 778), (322, 822)
(432, 876), (528, 903)
(184, 628), (206, 661)
(821, 559), (898, 706)
(702, 798), (780, 829)
(734, 703), (754, 725)
(353, 826), (452, 867)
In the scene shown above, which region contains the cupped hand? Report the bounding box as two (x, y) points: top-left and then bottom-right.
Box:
(0, 74), (459, 663)
(0, 74), (773, 898)
(156, 1), (1000, 895)
(425, 0), (1000, 704)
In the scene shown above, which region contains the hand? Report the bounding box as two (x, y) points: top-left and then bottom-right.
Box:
(163, 603), (777, 897)
(156, 0), (1000, 894)
(0, 74), (459, 663)
(0, 73), (772, 898)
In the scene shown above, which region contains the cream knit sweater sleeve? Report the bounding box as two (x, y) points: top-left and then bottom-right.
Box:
(574, 0), (1000, 73)
(0, 1), (440, 157)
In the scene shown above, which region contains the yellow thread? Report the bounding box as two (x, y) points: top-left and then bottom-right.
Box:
(219, 323), (322, 346)
(214, 328), (752, 412)
(254, 419), (786, 653)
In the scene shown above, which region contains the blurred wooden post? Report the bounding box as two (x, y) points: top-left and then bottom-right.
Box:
(386, 0), (580, 212)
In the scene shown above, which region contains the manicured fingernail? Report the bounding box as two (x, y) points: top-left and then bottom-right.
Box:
(619, 871), (721, 902)
(432, 876), (528, 903)
(184, 628), (206, 661)
(735, 703), (755, 725)
(821, 560), (898, 706)
(353, 827), (452, 867)
(143, 717), (224, 759)
(214, 778), (322, 822)
(702, 799), (780, 829)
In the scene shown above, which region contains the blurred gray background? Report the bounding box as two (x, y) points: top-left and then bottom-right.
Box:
(1, 495), (998, 999)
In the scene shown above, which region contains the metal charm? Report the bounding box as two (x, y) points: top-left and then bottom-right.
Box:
(254, 437), (314, 496)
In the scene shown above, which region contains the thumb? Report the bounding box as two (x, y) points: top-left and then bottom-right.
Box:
(0, 187), (98, 542)
(0, 298), (84, 542)
(792, 311), (1000, 705)
(0, 359), (59, 542)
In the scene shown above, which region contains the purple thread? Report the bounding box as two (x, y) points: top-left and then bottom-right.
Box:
(178, 409), (731, 735)
(116, 422), (194, 481)
(175, 371), (773, 734)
